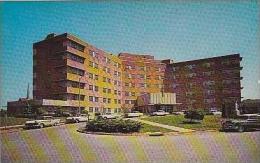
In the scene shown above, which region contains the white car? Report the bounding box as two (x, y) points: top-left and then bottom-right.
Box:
(151, 110), (170, 116)
(125, 111), (144, 118)
(99, 113), (120, 119)
(66, 114), (89, 123)
(24, 116), (61, 129)
(210, 109), (222, 115)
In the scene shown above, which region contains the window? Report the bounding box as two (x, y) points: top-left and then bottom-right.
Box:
(107, 89), (111, 94)
(89, 107), (94, 113)
(186, 73), (196, 78)
(89, 50), (96, 57)
(67, 66), (84, 76)
(103, 108), (107, 113)
(186, 64), (196, 70)
(172, 67), (179, 72)
(204, 98), (215, 103)
(89, 61), (94, 67)
(131, 92), (135, 96)
(103, 98), (107, 103)
(140, 66), (145, 71)
(103, 77), (106, 82)
(89, 73), (93, 79)
(114, 90), (117, 95)
(126, 65), (133, 70)
(95, 97), (99, 102)
(95, 75), (98, 80)
(94, 86), (98, 92)
(103, 88), (107, 93)
(89, 96), (94, 102)
(89, 85), (93, 90)
(203, 71), (214, 76)
(67, 40), (84, 52)
(139, 74), (145, 79)
(114, 99), (117, 104)
(107, 108), (111, 113)
(203, 81), (215, 87)
(65, 52), (84, 64)
(118, 100), (121, 104)
(125, 83), (129, 87)
(95, 107), (99, 112)
(94, 63), (98, 69)
(118, 91), (121, 96)
(108, 98), (111, 104)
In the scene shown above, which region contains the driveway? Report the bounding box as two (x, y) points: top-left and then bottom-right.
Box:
(1, 123), (260, 163)
(130, 118), (195, 133)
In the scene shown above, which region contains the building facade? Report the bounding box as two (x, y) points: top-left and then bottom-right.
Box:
(164, 54), (243, 111)
(33, 33), (122, 114)
(31, 33), (243, 115)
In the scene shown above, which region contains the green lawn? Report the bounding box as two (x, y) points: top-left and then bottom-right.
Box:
(140, 123), (173, 133)
(0, 116), (68, 127)
(0, 117), (30, 127)
(141, 115), (222, 131)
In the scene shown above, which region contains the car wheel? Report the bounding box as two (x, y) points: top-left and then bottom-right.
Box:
(76, 119), (80, 123)
(39, 123), (44, 128)
(238, 125), (245, 132)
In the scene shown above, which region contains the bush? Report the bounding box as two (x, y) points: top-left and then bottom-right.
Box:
(184, 110), (204, 123)
(86, 119), (142, 133)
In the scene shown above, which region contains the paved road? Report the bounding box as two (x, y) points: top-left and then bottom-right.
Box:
(1, 123), (260, 163)
(131, 118), (195, 133)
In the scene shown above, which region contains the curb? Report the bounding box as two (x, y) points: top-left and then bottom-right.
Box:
(0, 125), (24, 130)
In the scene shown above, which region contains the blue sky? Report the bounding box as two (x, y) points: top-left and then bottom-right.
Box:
(1, 1), (259, 107)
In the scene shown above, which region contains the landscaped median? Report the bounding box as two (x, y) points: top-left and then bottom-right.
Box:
(77, 118), (173, 136)
(141, 115), (222, 131)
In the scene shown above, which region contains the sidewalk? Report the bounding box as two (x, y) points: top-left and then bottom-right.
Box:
(131, 118), (195, 133)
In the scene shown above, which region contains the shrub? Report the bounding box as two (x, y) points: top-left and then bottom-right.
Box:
(184, 110), (204, 123)
(86, 119), (142, 133)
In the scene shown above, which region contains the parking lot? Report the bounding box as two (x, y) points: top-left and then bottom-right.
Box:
(1, 123), (260, 163)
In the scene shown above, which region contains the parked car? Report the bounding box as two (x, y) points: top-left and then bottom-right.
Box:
(125, 111), (144, 118)
(24, 116), (60, 129)
(173, 111), (185, 115)
(62, 112), (73, 117)
(151, 110), (170, 116)
(209, 109), (222, 115)
(98, 113), (120, 119)
(65, 114), (89, 123)
(221, 114), (260, 132)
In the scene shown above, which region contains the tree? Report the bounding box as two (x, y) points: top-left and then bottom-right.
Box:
(184, 110), (204, 123)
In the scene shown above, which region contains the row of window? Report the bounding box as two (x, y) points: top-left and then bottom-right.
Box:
(67, 66), (85, 76)
(125, 65), (162, 72)
(67, 40), (85, 52)
(88, 107), (122, 113)
(64, 52), (85, 64)
(89, 96), (121, 104)
(89, 50), (121, 68)
(124, 74), (163, 80)
(172, 59), (240, 71)
(125, 92), (135, 97)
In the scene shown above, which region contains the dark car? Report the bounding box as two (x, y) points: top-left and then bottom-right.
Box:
(221, 114), (260, 132)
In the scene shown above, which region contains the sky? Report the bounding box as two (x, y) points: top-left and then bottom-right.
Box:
(0, 1), (260, 107)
